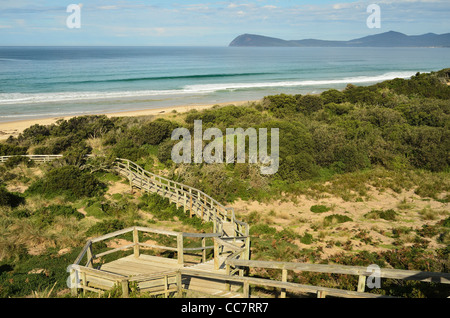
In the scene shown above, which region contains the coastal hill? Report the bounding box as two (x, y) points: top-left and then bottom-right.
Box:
(229, 31), (450, 47)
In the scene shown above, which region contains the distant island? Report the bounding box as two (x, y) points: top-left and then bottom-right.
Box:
(229, 31), (450, 47)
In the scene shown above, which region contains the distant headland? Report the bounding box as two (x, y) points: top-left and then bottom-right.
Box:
(229, 31), (450, 47)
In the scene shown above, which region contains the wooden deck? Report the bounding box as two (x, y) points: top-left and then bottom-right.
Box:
(98, 254), (243, 297)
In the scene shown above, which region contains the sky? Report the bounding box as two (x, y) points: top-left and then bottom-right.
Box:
(0, 0), (449, 46)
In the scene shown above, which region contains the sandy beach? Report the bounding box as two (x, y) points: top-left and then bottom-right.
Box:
(0, 100), (257, 141)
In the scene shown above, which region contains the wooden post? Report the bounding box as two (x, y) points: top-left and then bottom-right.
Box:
(70, 267), (78, 297)
(127, 161), (132, 192)
(121, 279), (129, 298)
(317, 290), (327, 298)
(202, 237), (206, 263)
(177, 233), (184, 266)
(201, 193), (204, 220)
(183, 192), (187, 214)
(213, 238), (220, 270)
(189, 189), (193, 217)
(243, 281), (249, 298)
(81, 272), (87, 296)
(86, 243), (93, 268)
(176, 271), (183, 298)
(213, 213), (217, 233)
(164, 275), (169, 298)
(133, 228), (140, 258)
(357, 275), (366, 293)
(226, 264), (231, 291)
(281, 268), (287, 298)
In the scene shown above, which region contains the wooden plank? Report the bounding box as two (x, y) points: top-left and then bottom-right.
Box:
(90, 228), (134, 243)
(102, 258), (179, 274)
(180, 269), (394, 298)
(227, 259), (450, 284)
(74, 241), (92, 265)
(133, 228), (140, 258)
(138, 243), (178, 251)
(134, 226), (179, 237)
(94, 243), (135, 258)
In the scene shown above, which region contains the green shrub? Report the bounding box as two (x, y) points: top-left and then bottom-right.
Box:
(9, 209), (31, 219)
(0, 186), (24, 207)
(310, 205), (330, 213)
(0, 143), (28, 156)
(262, 94), (298, 117)
(34, 205), (84, 225)
(85, 219), (126, 237)
(26, 165), (105, 200)
(364, 209), (397, 221)
(249, 224), (277, 237)
(321, 89), (345, 104)
(442, 217), (450, 228)
(19, 124), (51, 145)
(297, 95), (324, 114)
(324, 214), (353, 226)
(300, 232), (313, 245)
(4, 156), (34, 169)
(130, 119), (176, 146)
(112, 138), (146, 162)
(324, 102), (354, 116)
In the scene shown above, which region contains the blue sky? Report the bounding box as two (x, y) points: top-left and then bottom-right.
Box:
(0, 0), (449, 46)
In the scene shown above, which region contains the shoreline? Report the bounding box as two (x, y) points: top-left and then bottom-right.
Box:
(0, 100), (258, 141)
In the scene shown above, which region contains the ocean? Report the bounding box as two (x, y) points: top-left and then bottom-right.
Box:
(0, 46), (449, 122)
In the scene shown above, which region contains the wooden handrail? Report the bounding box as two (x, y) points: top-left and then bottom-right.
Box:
(179, 268), (395, 298)
(226, 259), (450, 284)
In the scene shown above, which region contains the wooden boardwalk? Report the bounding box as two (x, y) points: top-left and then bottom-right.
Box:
(67, 158), (449, 298)
(1, 155), (448, 298)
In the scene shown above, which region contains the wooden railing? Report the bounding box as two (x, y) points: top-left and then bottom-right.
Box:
(0, 154), (63, 163)
(223, 259), (450, 298)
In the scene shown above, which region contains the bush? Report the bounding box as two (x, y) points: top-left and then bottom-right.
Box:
(262, 94), (298, 117)
(310, 205), (330, 213)
(112, 138), (146, 162)
(324, 214), (353, 226)
(0, 186), (24, 207)
(85, 219), (126, 237)
(19, 124), (50, 145)
(300, 232), (313, 245)
(364, 209), (397, 221)
(0, 143), (28, 156)
(26, 165), (105, 200)
(130, 119), (176, 146)
(34, 205), (84, 225)
(406, 126), (449, 172)
(321, 89), (345, 104)
(297, 95), (324, 114)
(249, 224), (277, 237)
(4, 156), (34, 169)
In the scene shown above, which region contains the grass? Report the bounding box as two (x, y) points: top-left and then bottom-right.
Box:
(364, 209), (398, 221)
(323, 214), (353, 227)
